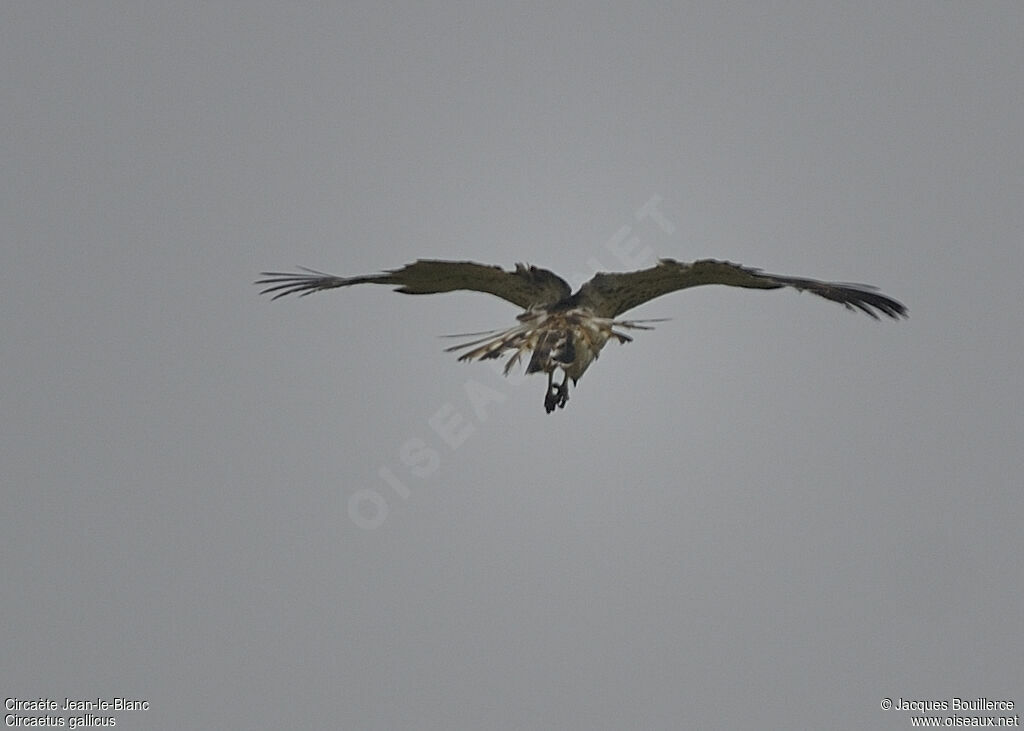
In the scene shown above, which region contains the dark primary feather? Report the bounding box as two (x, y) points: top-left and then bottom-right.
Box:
(256, 259), (571, 309)
(572, 258), (907, 320)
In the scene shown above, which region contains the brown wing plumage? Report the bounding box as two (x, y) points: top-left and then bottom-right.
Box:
(256, 259), (571, 309)
(572, 258), (907, 320)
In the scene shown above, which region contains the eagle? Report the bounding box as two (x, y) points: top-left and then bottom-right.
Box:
(257, 258), (906, 413)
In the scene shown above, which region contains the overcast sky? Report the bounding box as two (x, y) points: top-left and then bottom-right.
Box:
(3, 3), (1022, 729)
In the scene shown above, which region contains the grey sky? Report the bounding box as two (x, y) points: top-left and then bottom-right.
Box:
(3, 3), (1022, 729)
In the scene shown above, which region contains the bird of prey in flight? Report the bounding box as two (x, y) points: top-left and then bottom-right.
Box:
(257, 258), (906, 413)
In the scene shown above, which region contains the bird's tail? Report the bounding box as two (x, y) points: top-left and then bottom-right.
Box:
(441, 315), (670, 376)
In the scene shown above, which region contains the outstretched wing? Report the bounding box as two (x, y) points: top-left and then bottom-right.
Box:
(256, 259), (572, 309)
(573, 258), (907, 320)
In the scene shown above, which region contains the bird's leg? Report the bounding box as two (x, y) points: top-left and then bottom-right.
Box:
(544, 370), (558, 413)
(554, 372), (570, 409)
(544, 371), (570, 413)
(543, 370), (572, 413)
